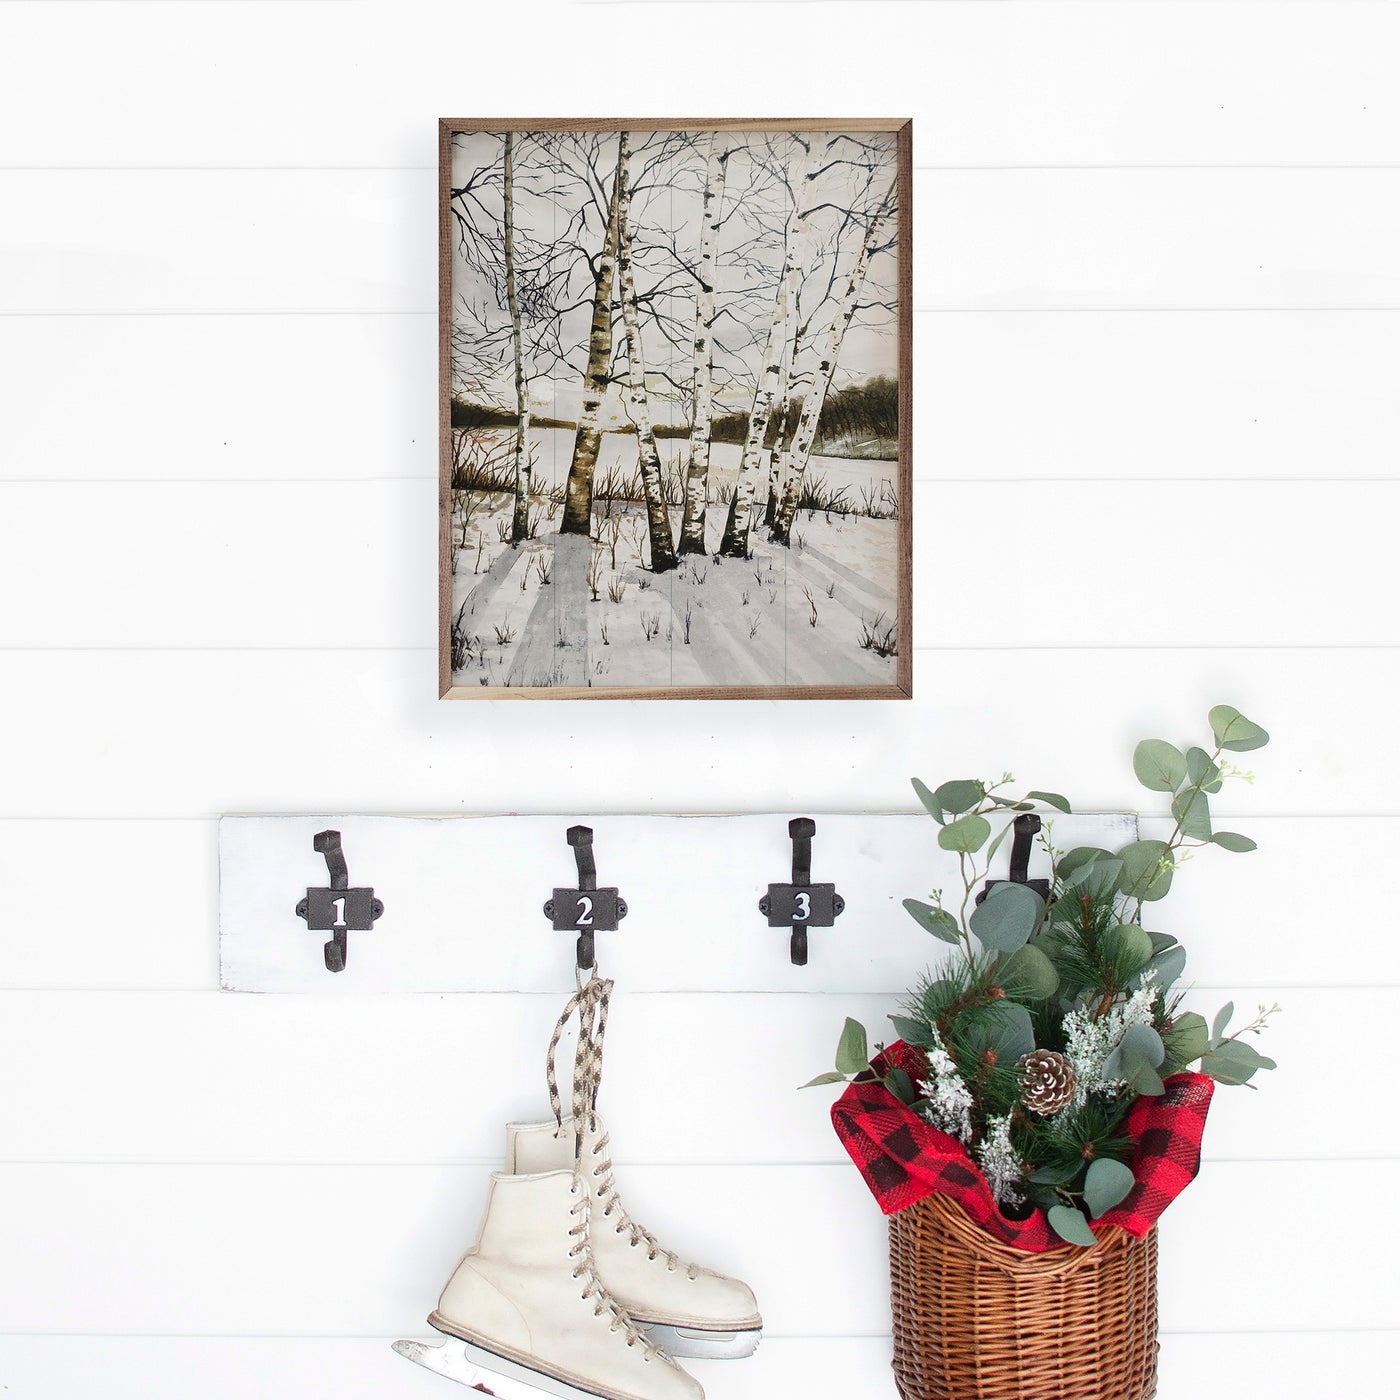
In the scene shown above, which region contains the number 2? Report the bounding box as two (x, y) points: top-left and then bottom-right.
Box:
(576, 896), (594, 927)
(794, 892), (811, 921)
(331, 896), (346, 926)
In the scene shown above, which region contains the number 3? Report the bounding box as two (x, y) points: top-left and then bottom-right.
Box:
(794, 892), (811, 921)
(576, 896), (594, 927)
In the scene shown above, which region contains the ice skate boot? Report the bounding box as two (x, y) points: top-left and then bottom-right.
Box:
(394, 1167), (702, 1400)
(508, 1117), (763, 1361)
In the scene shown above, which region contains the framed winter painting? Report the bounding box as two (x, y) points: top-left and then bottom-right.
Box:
(438, 119), (912, 699)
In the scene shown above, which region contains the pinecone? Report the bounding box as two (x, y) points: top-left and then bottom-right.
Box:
(1017, 1049), (1076, 1116)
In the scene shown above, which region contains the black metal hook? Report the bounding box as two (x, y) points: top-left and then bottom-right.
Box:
(759, 817), (845, 966)
(295, 829), (384, 973)
(543, 824), (627, 970)
(976, 813), (1051, 906)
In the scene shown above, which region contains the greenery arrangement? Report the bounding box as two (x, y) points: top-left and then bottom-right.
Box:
(807, 705), (1279, 1245)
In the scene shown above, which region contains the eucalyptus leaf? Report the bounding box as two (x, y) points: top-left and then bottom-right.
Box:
(1102, 924), (1154, 978)
(1066, 856), (1124, 894)
(1119, 1023), (1166, 1068)
(963, 1001), (1037, 1066)
(1147, 932), (1179, 954)
(911, 777), (946, 824)
(1026, 790), (1072, 814)
(1162, 1011), (1210, 1070)
(1171, 789), (1212, 840)
(1212, 1002), (1234, 1041)
(799, 1071), (847, 1089)
(1132, 945), (1187, 992)
(933, 779), (985, 815)
(903, 899), (963, 944)
(988, 797), (1034, 812)
(1084, 1158), (1136, 1218)
(1134, 739), (1188, 793)
(985, 820), (1013, 865)
(938, 813), (993, 855)
(1122, 1050), (1165, 1097)
(1118, 840), (1174, 902)
(969, 882), (1046, 953)
(885, 1067), (917, 1105)
(1201, 1039), (1276, 1085)
(1047, 1204), (1098, 1247)
(1208, 704), (1270, 753)
(998, 943), (1060, 1000)
(890, 1014), (933, 1048)
(1211, 832), (1257, 853)
(1214, 1039), (1276, 1072)
(835, 1018), (870, 1077)
(1186, 746), (1224, 794)
(1057, 847), (1112, 882)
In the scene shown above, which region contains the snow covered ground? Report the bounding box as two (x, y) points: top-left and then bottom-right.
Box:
(448, 435), (901, 693)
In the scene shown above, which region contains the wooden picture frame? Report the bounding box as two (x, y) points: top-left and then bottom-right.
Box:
(439, 119), (912, 700)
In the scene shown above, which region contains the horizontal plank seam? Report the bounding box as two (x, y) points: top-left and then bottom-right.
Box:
(0, 1155), (1392, 1169)
(16, 307), (1400, 319)
(11, 163), (1400, 173)
(1, 644), (1399, 654)
(2, 1326), (1396, 1341)
(1, 477), (1396, 487)
(0, 981), (1380, 994)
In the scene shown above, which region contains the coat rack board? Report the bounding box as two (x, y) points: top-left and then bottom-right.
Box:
(219, 812), (1136, 994)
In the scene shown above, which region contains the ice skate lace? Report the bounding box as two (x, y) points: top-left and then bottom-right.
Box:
(547, 970), (700, 1280)
(588, 1129), (700, 1280)
(567, 1186), (664, 1357)
(547, 967), (613, 1137)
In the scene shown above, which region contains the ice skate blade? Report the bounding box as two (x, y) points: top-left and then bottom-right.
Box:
(393, 1335), (624, 1400)
(640, 1324), (762, 1360)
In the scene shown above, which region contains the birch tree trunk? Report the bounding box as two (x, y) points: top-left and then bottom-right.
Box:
(677, 135), (730, 556)
(770, 179), (896, 546)
(719, 138), (818, 558)
(615, 130), (678, 573)
(504, 132), (533, 545)
(561, 139), (625, 536)
(763, 262), (802, 527)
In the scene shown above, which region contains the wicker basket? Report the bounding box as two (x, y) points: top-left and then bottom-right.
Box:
(888, 1191), (1159, 1400)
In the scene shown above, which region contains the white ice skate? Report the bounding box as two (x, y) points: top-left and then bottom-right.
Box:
(534, 971), (762, 1363)
(508, 1117), (763, 1361)
(393, 1167), (702, 1400)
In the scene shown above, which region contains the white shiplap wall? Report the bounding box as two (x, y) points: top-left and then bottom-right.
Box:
(0, 1), (1394, 1396)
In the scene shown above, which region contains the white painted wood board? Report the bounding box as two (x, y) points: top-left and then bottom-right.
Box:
(0, 987), (1369, 1166)
(12, 310), (1396, 485)
(0, 651), (1369, 821)
(218, 812), (1136, 992)
(14, 168), (1400, 314)
(4, 1333), (1394, 1400)
(2, 815), (1361, 993)
(3, 479), (1394, 650)
(0, 1160), (1390, 1337)
(4, 2), (1400, 169)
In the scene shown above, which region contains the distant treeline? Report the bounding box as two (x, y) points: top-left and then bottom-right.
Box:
(452, 376), (897, 446)
(451, 401), (576, 431)
(709, 376), (898, 448)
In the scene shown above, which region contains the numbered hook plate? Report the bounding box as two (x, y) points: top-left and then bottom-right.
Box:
(543, 825), (627, 970)
(295, 829), (384, 973)
(760, 817), (844, 966)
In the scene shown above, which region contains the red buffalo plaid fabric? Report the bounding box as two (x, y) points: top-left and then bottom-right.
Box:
(832, 1042), (1214, 1253)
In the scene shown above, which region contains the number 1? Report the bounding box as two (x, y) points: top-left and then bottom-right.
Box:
(331, 896), (346, 926)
